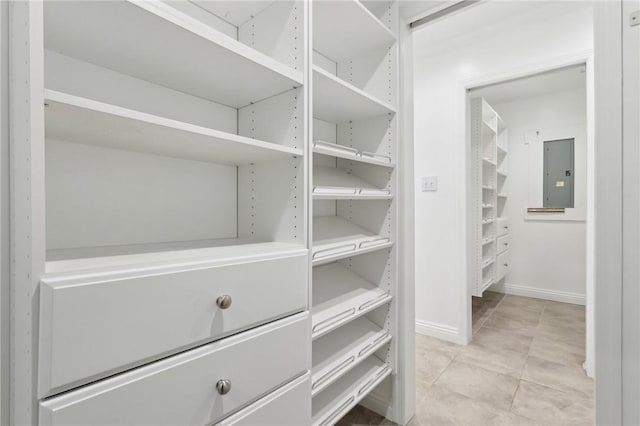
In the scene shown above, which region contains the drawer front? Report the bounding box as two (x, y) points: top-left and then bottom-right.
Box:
(497, 234), (510, 254)
(39, 253), (308, 396)
(496, 251), (509, 281)
(39, 314), (309, 426)
(496, 219), (509, 236)
(219, 374), (310, 426)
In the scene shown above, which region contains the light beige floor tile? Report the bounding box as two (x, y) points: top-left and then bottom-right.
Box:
(544, 301), (585, 317)
(492, 304), (543, 323)
(482, 314), (538, 337)
(499, 295), (546, 313)
(415, 335), (461, 393)
(536, 324), (585, 349)
(472, 326), (533, 354)
(456, 341), (528, 378)
(416, 384), (514, 426)
(416, 335), (461, 359)
(434, 360), (519, 411)
(511, 380), (594, 425)
(529, 334), (585, 367)
(540, 310), (586, 332)
(522, 355), (594, 399)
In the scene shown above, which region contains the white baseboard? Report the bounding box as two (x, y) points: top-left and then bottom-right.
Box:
(491, 282), (586, 305)
(415, 319), (462, 344)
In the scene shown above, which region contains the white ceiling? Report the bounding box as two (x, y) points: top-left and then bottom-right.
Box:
(469, 64), (586, 105)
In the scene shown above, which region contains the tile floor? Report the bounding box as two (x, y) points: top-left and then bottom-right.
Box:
(336, 292), (593, 426)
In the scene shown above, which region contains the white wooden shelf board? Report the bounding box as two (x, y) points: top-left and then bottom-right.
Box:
(482, 238), (494, 246)
(312, 316), (391, 396)
(313, 66), (396, 123)
(44, 1), (303, 108)
(311, 355), (391, 426)
(45, 240), (307, 275)
(482, 278), (494, 291)
(312, 0), (396, 62)
(498, 194), (508, 198)
(312, 263), (391, 340)
(312, 216), (392, 265)
(482, 185), (494, 191)
(497, 170), (508, 178)
(497, 145), (507, 154)
(482, 258), (495, 269)
(45, 90), (302, 165)
(313, 140), (394, 168)
(482, 158), (496, 166)
(482, 204), (494, 209)
(313, 166), (391, 200)
(482, 219), (495, 225)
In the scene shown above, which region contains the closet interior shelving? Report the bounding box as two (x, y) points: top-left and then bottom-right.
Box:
(310, 0), (400, 424)
(8, 0), (409, 425)
(471, 98), (509, 297)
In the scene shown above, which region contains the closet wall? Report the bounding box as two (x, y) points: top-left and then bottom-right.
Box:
(492, 88), (587, 302)
(412, 2), (593, 343)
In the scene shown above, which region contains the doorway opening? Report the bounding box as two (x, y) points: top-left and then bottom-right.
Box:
(464, 62), (593, 414)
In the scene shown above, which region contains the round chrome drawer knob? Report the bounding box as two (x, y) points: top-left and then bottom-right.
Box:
(216, 379), (232, 395)
(216, 295), (232, 309)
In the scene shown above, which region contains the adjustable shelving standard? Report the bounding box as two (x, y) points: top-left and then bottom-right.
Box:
(310, 1), (405, 425)
(7, 0), (411, 424)
(470, 98), (508, 297)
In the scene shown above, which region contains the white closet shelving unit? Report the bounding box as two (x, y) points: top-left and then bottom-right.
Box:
(471, 98), (509, 297)
(11, 1), (311, 424)
(310, 1), (400, 425)
(7, 1), (411, 425)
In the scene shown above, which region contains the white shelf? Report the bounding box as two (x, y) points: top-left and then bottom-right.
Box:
(312, 216), (392, 265)
(44, 1), (303, 108)
(313, 140), (394, 168)
(45, 240), (306, 275)
(482, 258), (495, 269)
(482, 185), (495, 191)
(482, 157), (496, 166)
(312, 263), (391, 340)
(312, 356), (391, 426)
(312, 316), (391, 396)
(497, 145), (507, 154)
(482, 219), (495, 225)
(313, 0), (396, 62)
(313, 66), (396, 123)
(497, 170), (508, 178)
(482, 278), (494, 291)
(482, 204), (494, 209)
(482, 238), (495, 246)
(498, 193), (508, 198)
(313, 166), (391, 200)
(44, 91), (302, 165)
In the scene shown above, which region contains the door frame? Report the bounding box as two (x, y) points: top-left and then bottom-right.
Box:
(460, 50), (595, 377)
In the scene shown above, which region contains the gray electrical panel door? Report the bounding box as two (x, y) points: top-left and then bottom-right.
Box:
(544, 138), (575, 208)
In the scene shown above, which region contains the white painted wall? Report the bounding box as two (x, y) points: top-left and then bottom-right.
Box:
(492, 89), (587, 303)
(412, 1), (593, 343)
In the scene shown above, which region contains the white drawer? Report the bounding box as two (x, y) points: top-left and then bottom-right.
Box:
(496, 250), (509, 281)
(38, 252), (308, 397)
(497, 219), (509, 236)
(497, 234), (510, 254)
(219, 374), (310, 426)
(39, 313), (309, 426)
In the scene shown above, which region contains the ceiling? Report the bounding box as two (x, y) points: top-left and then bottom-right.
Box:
(469, 64), (587, 105)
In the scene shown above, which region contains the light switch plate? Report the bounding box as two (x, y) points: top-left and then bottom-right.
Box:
(422, 176), (438, 192)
